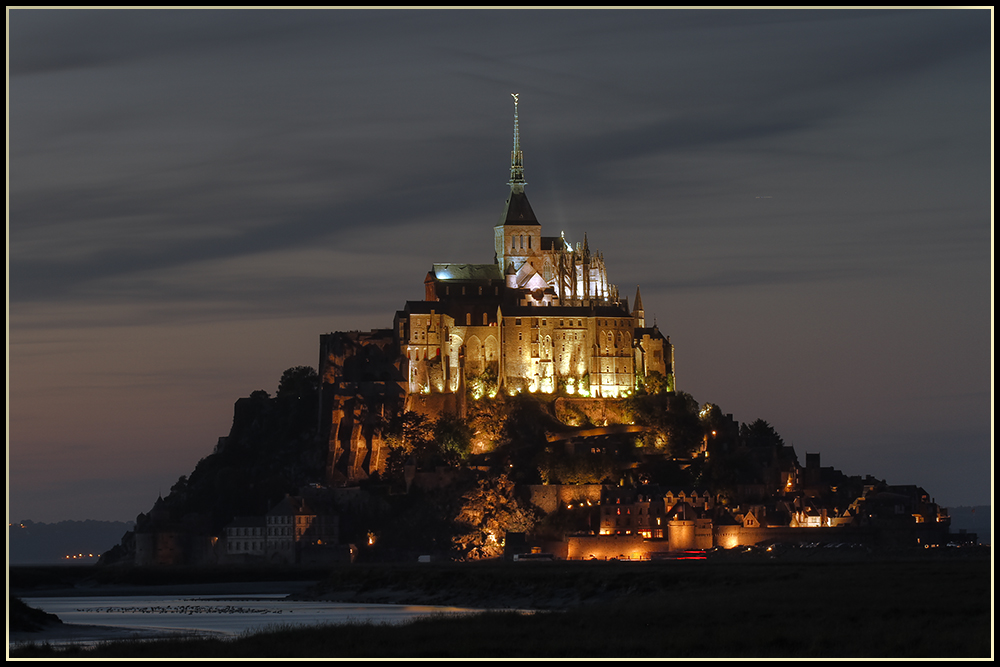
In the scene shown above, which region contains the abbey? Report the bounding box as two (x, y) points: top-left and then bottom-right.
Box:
(319, 95), (674, 483)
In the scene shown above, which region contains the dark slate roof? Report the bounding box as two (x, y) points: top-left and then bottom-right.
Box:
(635, 326), (669, 340)
(541, 236), (571, 251)
(432, 263), (503, 282)
(502, 302), (632, 318)
(499, 189), (540, 226)
(402, 300), (449, 315)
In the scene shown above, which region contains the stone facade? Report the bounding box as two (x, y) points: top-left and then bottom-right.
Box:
(318, 98), (674, 484)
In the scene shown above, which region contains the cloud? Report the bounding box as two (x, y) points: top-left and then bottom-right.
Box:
(8, 9), (992, 521)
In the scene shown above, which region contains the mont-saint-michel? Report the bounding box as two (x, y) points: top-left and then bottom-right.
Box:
(94, 95), (972, 570)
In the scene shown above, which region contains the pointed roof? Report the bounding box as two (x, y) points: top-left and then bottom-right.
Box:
(499, 189), (540, 226)
(633, 286), (644, 313)
(499, 93), (539, 227)
(508, 93), (526, 191)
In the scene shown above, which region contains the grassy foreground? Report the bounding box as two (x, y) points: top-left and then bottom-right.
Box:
(9, 554), (992, 658)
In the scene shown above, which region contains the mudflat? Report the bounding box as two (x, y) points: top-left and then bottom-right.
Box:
(9, 549), (993, 658)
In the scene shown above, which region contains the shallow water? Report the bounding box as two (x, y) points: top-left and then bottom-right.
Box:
(20, 593), (485, 640)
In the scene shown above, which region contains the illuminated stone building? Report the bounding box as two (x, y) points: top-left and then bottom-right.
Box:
(396, 94), (674, 402)
(320, 95), (675, 482)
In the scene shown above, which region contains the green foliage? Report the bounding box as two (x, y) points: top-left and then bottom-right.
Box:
(451, 474), (539, 560)
(741, 419), (785, 448)
(433, 413), (473, 465)
(276, 366), (319, 401)
(627, 391), (704, 458)
(538, 449), (619, 485)
(384, 411), (474, 472)
(384, 411), (435, 453)
(639, 369), (671, 395)
(493, 394), (562, 484)
(466, 393), (510, 451)
(465, 368), (499, 401)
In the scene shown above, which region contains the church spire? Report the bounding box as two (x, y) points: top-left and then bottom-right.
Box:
(508, 93), (526, 192)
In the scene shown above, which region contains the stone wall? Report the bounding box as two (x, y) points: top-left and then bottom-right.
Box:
(525, 484), (604, 513)
(404, 392), (464, 420)
(564, 534), (663, 560)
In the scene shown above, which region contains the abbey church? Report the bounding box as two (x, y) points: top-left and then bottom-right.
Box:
(319, 95), (674, 483)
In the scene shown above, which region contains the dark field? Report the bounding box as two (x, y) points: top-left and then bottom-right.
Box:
(9, 550), (993, 658)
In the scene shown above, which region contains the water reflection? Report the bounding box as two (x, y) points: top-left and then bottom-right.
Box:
(19, 594), (486, 644)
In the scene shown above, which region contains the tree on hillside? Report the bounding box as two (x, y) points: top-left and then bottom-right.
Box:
(466, 393), (509, 452)
(628, 391), (704, 458)
(639, 369), (671, 395)
(276, 366), (319, 401)
(434, 413), (473, 466)
(741, 419), (785, 449)
(451, 474), (539, 560)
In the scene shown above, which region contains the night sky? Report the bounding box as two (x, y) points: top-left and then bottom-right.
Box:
(9, 9), (992, 523)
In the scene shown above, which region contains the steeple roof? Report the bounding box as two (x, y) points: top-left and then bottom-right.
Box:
(498, 93), (540, 227)
(499, 189), (540, 226)
(508, 93), (526, 191)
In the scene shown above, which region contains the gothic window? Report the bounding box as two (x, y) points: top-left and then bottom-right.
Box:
(466, 313), (471, 325)
(482, 313), (488, 325)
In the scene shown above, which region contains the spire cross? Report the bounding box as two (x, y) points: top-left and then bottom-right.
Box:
(509, 93), (526, 191)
